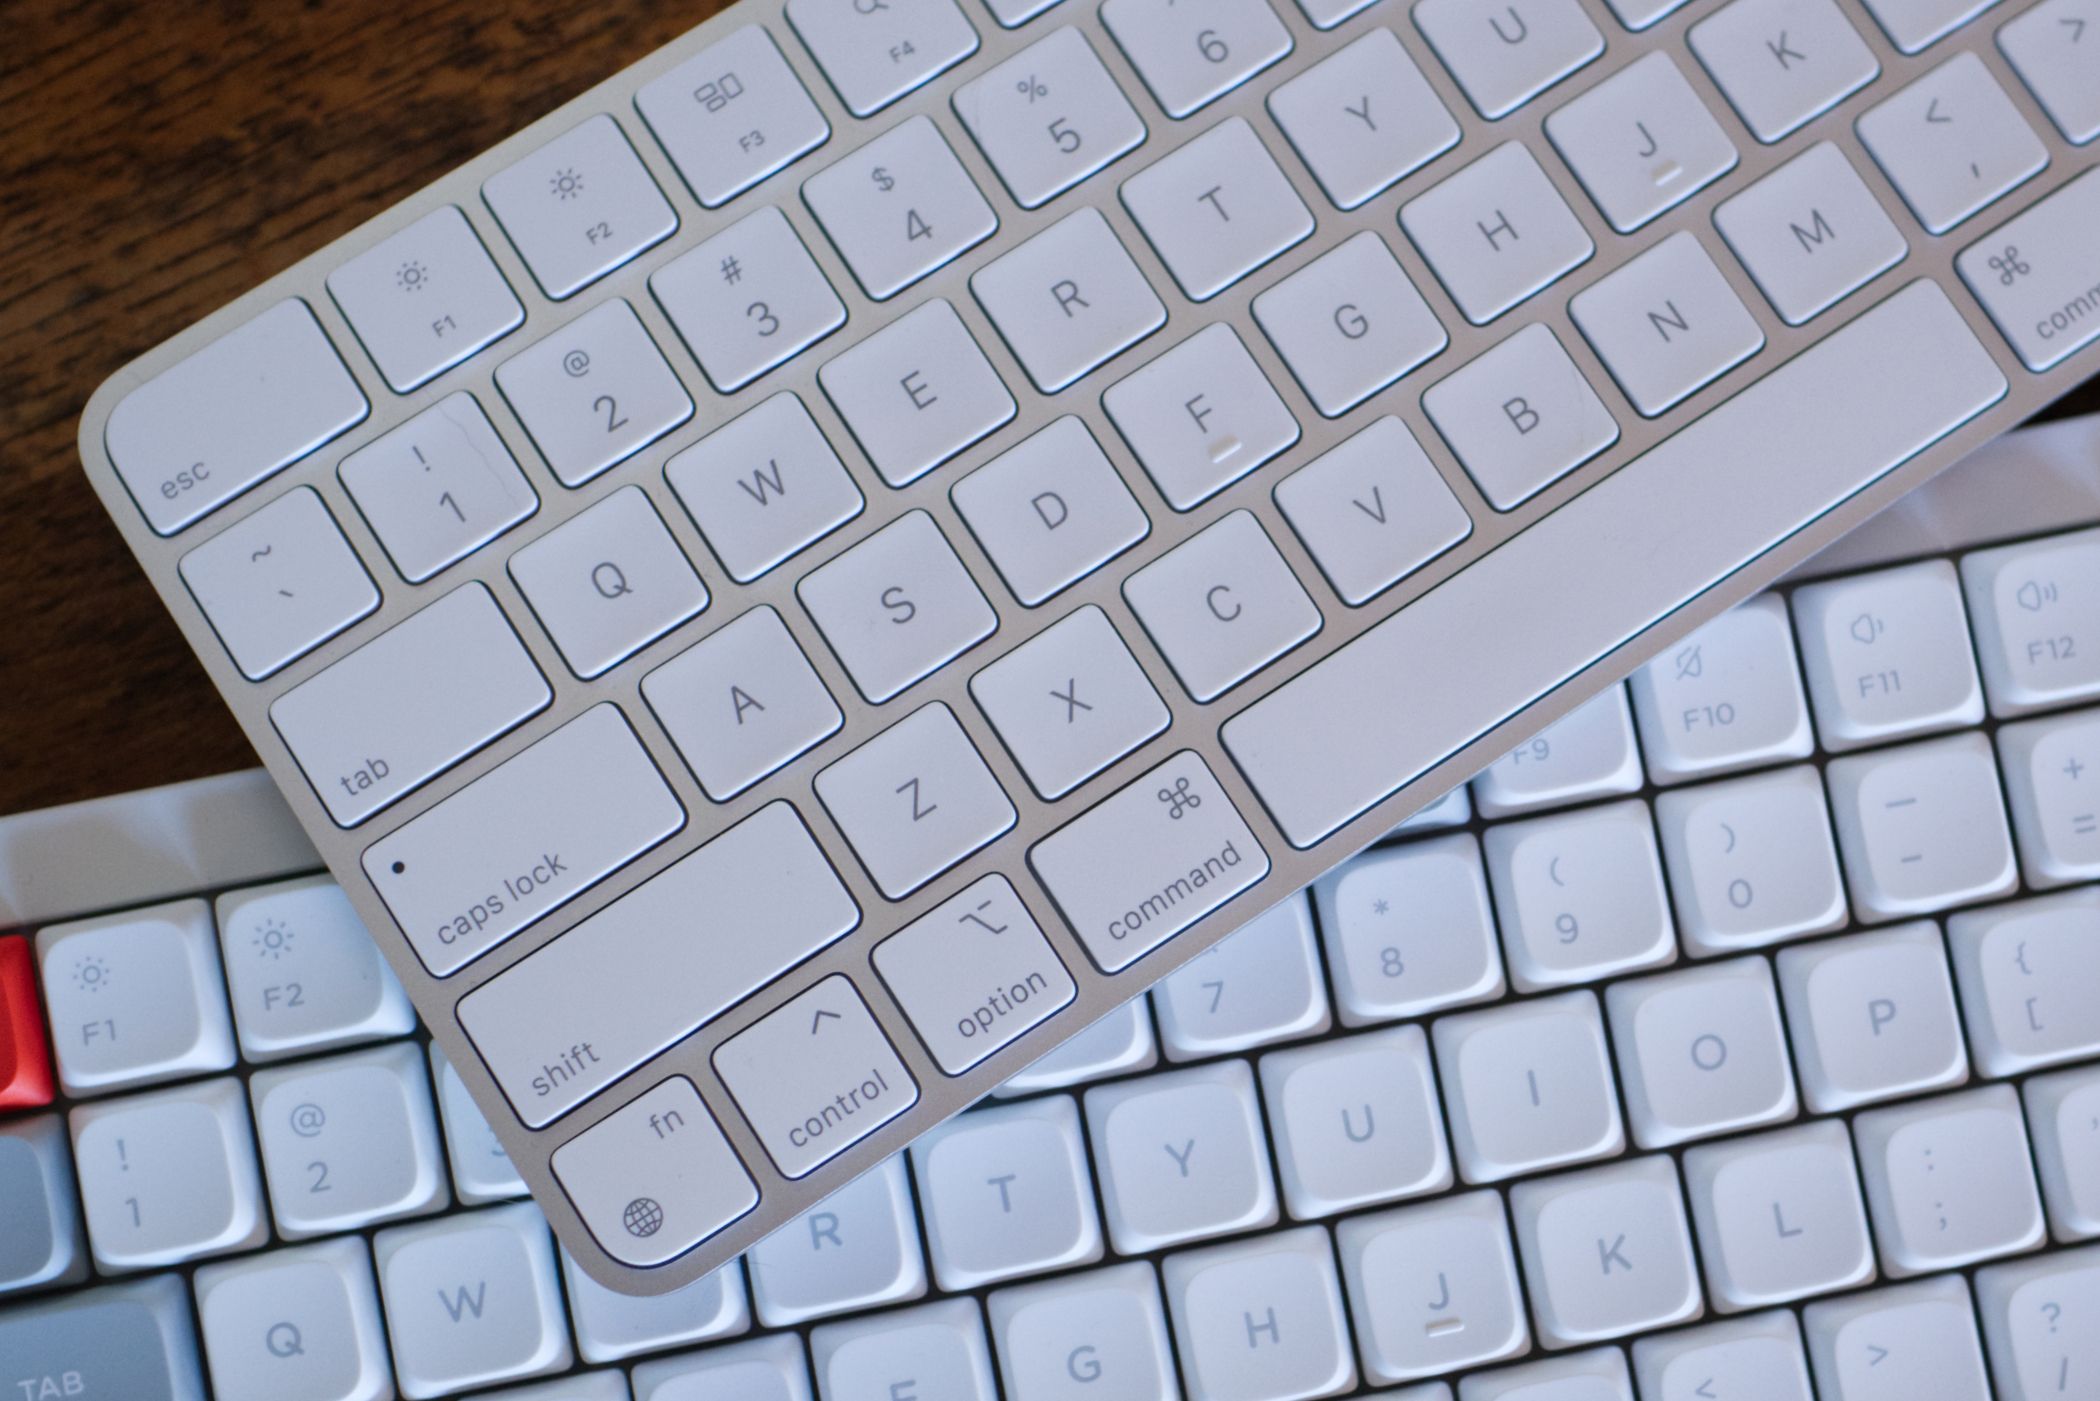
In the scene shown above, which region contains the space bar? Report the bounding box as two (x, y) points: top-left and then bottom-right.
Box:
(1222, 282), (2008, 849)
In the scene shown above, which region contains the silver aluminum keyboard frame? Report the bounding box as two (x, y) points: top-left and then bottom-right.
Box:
(73, 0), (2100, 1293)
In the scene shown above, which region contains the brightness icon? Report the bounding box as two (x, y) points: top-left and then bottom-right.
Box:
(252, 918), (296, 961)
(396, 260), (430, 293)
(549, 167), (585, 201)
(72, 954), (112, 994)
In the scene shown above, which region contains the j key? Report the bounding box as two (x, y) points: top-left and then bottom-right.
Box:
(1627, 592), (1815, 784)
(665, 392), (864, 584)
(336, 393), (538, 585)
(327, 205), (523, 393)
(1805, 1276), (1992, 1401)
(372, 1203), (571, 1397)
(1509, 1155), (1704, 1346)
(1161, 1226), (1356, 1401)
(1997, 708), (2100, 887)
(1336, 1190), (1529, 1383)
(1605, 957), (1798, 1149)
(1545, 52), (1738, 234)
(745, 1154), (927, 1326)
(1312, 831), (1505, 1027)
(1681, 1121), (1875, 1311)
(1152, 895), (1329, 1061)
(952, 27), (1145, 209)
(1099, 0), (1292, 119)
(949, 415), (1150, 605)
(70, 1077), (268, 1271)
(1632, 1312), (1816, 1401)
(1654, 764), (1849, 955)
(1778, 923), (1970, 1111)
(786, 0), (980, 118)
(1265, 27), (1458, 211)
(494, 299), (692, 488)
(809, 1297), (998, 1401)
(1085, 1060), (1278, 1254)
(1432, 990), (1625, 1183)
(1961, 526), (2100, 713)
(910, 1095), (1102, 1289)
(1689, 0), (1882, 144)
(482, 113), (677, 300)
(1259, 1024), (1452, 1219)
(802, 115), (997, 300)
(1853, 1085), (2046, 1276)
(1946, 889), (2100, 1075)
(36, 898), (235, 1096)
(1413, 0), (1604, 119)
(985, 1262), (1181, 1399)
(651, 206), (846, 392)
(192, 1236), (392, 1401)
(634, 25), (830, 207)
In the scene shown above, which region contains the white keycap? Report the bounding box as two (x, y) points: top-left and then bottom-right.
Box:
(1998, 0), (2100, 144)
(713, 975), (918, 1177)
(1273, 415), (1471, 607)
(1855, 1084), (2046, 1275)
(1975, 1245), (2100, 1401)
(1713, 142), (1908, 324)
(911, 1095), (1102, 1289)
(970, 604), (1167, 800)
(651, 206), (846, 392)
(811, 1297), (998, 1401)
(1120, 117), (1313, 302)
(1656, 765), (1847, 956)
(1432, 990), (1625, 1183)
(1948, 890), (2100, 1076)
(1606, 958), (1796, 1149)
(1568, 230), (1765, 417)
(508, 485), (707, 679)
(1103, 323), (1300, 512)
(494, 299), (692, 487)
(179, 487), (379, 680)
(1999, 709), (2100, 887)
(194, 1237), (392, 1401)
(1294, 0), (1375, 25)
(1123, 510), (1321, 702)
(1313, 832), (1504, 1027)
(633, 1333), (812, 1401)
(971, 207), (1164, 392)
(1779, 922), (1968, 1111)
(1100, 0), (1292, 118)
(816, 703), (1015, 897)
(1401, 143), (1596, 326)
(748, 1154), (926, 1326)
(987, 1261), (1181, 1400)
(1547, 52), (1737, 233)
(995, 998), (1158, 1096)
(2025, 1066), (2100, 1240)
(106, 298), (368, 536)
(1690, 0), (1881, 143)
(665, 393), (864, 584)
(557, 1077), (761, 1264)
(952, 27), (1145, 208)
(1164, 1226), (1355, 1401)
(1423, 323), (1619, 510)
(559, 1249), (747, 1363)
(634, 25), (830, 207)
(1962, 527), (2100, 714)
(950, 415), (1150, 605)
(374, 1203), (570, 1399)
(1086, 1059), (1278, 1253)
(1483, 799), (1677, 991)
(216, 875), (412, 1062)
(983, 0), (1063, 24)
(1861, 0), (2003, 50)
(338, 393), (538, 584)
(1857, 51), (2048, 235)
(644, 605), (841, 801)
(1393, 787), (1474, 836)
(1961, 167), (2100, 370)
(875, 876), (1075, 1073)
(1266, 27), (1458, 210)
(1260, 1024), (1452, 1218)
(1253, 230), (1448, 418)
(1471, 685), (1644, 818)
(70, 1077), (267, 1270)
(787, 0), (980, 116)
(806, 117), (998, 301)
(1826, 732), (2019, 920)
(482, 113), (677, 299)
(819, 300), (1016, 487)
(328, 205), (523, 392)
(1460, 1349), (1634, 1401)
(799, 510), (998, 703)
(1681, 1120), (1876, 1312)
(430, 1044), (526, 1203)
(1511, 1155), (1704, 1346)
(251, 1043), (446, 1238)
(1414, 0), (1604, 119)
(37, 898), (235, 1096)
(1154, 896), (1328, 1060)
(1337, 1190), (1527, 1384)
(1628, 592), (1816, 783)
(1805, 1276), (1991, 1401)
(1632, 1312), (1815, 1401)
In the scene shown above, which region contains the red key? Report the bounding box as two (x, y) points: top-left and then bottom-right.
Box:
(1, 934), (54, 1110)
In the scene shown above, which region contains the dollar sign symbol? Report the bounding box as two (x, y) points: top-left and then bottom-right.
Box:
(871, 166), (895, 192)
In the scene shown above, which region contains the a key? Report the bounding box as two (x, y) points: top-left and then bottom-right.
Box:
(70, 1076), (268, 1270)
(216, 874), (412, 1062)
(1163, 1226), (1356, 1401)
(1413, 0), (1604, 119)
(789, 0), (979, 117)
(1252, 230), (1448, 419)
(1998, 709), (2100, 886)
(179, 486), (380, 680)
(806, 116), (997, 301)
(652, 206), (846, 392)
(327, 205), (523, 392)
(665, 393), (864, 584)
(969, 604), (1168, 800)
(1627, 592), (1816, 783)
(482, 113), (677, 299)
(818, 299), (1016, 487)
(1680, 1120), (1876, 1311)
(558, 1249), (747, 1363)
(1122, 510), (1322, 702)
(1336, 1190), (1528, 1384)
(552, 1087), (757, 1272)
(634, 25), (830, 207)
(1778, 923), (1970, 1111)
(372, 1202), (571, 1397)
(2024, 1065), (2100, 1240)
(1947, 889), (2100, 1075)
(1568, 230), (1765, 418)
(337, 393), (538, 584)
(1826, 732), (2019, 919)
(1713, 142), (1909, 324)
(1482, 798), (1677, 991)
(1432, 989), (1625, 1183)
(1511, 1155), (1704, 1346)
(1961, 527), (2100, 713)
(1689, 0), (1882, 143)
(1859, 0), (2004, 54)
(952, 27), (1145, 208)
(495, 300), (692, 488)
(460, 801), (859, 1126)
(1260, 1024), (1452, 1219)
(1632, 1312), (1815, 1401)
(1471, 685), (1644, 818)
(1102, 323), (1301, 512)
(815, 702), (1015, 898)
(1857, 51), (2048, 235)
(1975, 1245), (2100, 1401)
(1998, 0), (2100, 144)
(0, 937), (49, 1112)
(37, 897), (235, 1095)
(1119, 117), (1314, 302)
(874, 875), (1076, 1073)
(950, 415), (1151, 605)
(1085, 1059), (1279, 1253)
(1153, 895), (1329, 1060)
(911, 1095), (1102, 1289)
(1547, 52), (1739, 233)
(799, 510), (999, 703)
(994, 998), (1158, 1096)
(192, 1236), (392, 1401)
(1460, 1347), (1634, 1400)
(1266, 27), (1459, 211)
(1312, 831), (1505, 1026)
(986, 1261), (1182, 1398)
(1099, 0), (1292, 119)
(1273, 415), (1472, 607)
(632, 1333), (813, 1401)
(1655, 764), (1848, 955)
(971, 206), (1165, 393)
(508, 486), (707, 679)
(0, 1276), (206, 1401)
(1606, 957), (1797, 1149)
(0, 1114), (84, 1295)
(746, 1154), (927, 1326)
(1422, 323), (1620, 510)
(644, 605), (843, 801)
(810, 1297), (998, 1401)
(429, 1044), (526, 1204)
(249, 1042), (446, 1238)
(1401, 143), (1596, 326)
(1854, 1084), (2046, 1275)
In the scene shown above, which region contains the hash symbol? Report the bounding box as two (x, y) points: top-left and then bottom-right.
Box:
(720, 256), (743, 285)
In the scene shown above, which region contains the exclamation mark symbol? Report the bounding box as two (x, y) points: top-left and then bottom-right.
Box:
(1527, 1070), (1542, 1108)
(116, 1138), (129, 1171)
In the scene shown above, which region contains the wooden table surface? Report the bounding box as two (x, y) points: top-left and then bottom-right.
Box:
(1, 0), (2093, 815)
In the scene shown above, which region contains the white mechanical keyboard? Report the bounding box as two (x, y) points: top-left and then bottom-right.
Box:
(8, 414), (2100, 1398)
(72, 0), (2100, 1292)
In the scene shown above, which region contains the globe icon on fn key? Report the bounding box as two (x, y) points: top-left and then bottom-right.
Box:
(622, 1197), (664, 1238)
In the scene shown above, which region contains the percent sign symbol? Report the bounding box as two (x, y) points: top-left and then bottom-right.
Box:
(1016, 74), (1048, 102)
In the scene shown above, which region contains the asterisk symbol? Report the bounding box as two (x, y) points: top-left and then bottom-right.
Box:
(1372, 899), (1390, 915)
